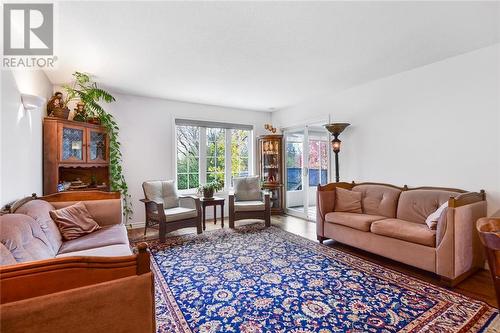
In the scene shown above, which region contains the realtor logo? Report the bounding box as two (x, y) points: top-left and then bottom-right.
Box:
(3, 3), (53, 55)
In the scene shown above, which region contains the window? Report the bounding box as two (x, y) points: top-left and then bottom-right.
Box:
(308, 139), (328, 186)
(176, 126), (200, 190)
(231, 129), (250, 179)
(206, 127), (225, 185)
(175, 119), (253, 191)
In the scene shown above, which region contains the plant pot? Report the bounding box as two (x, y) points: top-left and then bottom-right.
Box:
(52, 107), (70, 120)
(87, 117), (101, 125)
(203, 188), (214, 199)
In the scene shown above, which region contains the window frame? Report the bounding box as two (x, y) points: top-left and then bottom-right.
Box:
(174, 119), (254, 194)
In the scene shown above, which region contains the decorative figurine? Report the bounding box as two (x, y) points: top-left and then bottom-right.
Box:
(264, 123), (277, 133)
(47, 91), (70, 119)
(73, 102), (87, 122)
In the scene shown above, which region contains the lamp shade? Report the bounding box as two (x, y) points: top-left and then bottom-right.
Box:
(324, 123), (350, 136)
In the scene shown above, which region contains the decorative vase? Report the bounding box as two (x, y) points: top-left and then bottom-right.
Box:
(53, 107), (70, 120)
(203, 188), (214, 199)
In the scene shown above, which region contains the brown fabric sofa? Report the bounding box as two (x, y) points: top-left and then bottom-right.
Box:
(317, 182), (487, 286)
(0, 191), (155, 333)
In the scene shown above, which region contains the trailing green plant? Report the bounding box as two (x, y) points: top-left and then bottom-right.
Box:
(63, 72), (132, 219)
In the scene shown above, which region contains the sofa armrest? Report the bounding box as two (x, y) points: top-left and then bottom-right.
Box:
(436, 199), (487, 282)
(0, 243), (151, 304)
(0, 259), (155, 332)
(316, 185), (336, 238)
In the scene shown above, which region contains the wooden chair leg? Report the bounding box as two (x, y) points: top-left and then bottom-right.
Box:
(143, 219), (148, 236)
(196, 217), (202, 234)
(159, 221), (166, 242)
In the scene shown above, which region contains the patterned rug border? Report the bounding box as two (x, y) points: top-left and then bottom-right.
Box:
(133, 223), (499, 332)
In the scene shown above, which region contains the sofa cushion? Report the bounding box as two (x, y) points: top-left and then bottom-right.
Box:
(55, 244), (132, 258)
(143, 180), (179, 209)
(352, 184), (401, 218)
(0, 243), (17, 265)
(234, 200), (265, 212)
(325, 212), (386, 232)
(0, 214), (55, 263)
(397, 189), (461, 224)
(371, 218), (436, 247)
(335, 187), (362, 213)
(233, 176), (262, 201)
(57, 224), (129, 255)
(165, 207), (198, 222)
(15, 200), (62, 254)
(50, 202), (101, 241)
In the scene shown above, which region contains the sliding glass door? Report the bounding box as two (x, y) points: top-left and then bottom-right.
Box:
(285, 125), (330, 220)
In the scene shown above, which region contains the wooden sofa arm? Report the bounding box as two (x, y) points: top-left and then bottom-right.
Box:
(0, 243), (151, 304)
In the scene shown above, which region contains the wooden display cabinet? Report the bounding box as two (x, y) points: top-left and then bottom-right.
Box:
(43, 117), (110, 195)
(258, 134), (284, 214)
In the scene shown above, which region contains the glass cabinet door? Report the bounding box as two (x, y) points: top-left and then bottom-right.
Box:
(60, 125), (85, 163)
(261, 139), (281, 184)
(87, 128), (108, 164)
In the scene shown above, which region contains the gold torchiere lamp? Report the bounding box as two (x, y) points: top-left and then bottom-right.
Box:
(324, 123), (350, 182)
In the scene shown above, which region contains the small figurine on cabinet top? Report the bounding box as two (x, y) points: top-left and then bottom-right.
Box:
(47, 91), (70, 119)
(72, 102), (87, 122)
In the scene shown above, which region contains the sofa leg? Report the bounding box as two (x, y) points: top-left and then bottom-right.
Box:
(317, 236), (327, 244)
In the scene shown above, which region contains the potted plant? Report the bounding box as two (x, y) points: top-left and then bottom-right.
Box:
(62, 72), (132, 220)
(198, 181), (223, 199)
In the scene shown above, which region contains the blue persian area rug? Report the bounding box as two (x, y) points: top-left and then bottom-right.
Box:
(145, 224), (498, 333)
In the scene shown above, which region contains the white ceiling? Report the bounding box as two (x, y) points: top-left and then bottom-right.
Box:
(46, 1), (500, 111)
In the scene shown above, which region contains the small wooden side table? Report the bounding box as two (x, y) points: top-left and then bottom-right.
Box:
(200, 197), (225, 230)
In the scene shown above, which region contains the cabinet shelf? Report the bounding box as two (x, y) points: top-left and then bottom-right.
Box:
(259, 134), (284, 214)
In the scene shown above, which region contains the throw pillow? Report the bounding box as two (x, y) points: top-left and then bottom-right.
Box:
(335, 187), (362, 213)
(425, 202), (448, 230)
(49, 202), (101, 241)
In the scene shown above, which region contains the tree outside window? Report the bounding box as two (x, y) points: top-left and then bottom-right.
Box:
(231, 129), (250, 181)
(176, 126), (200, 190)
(206, 128), (225, 186)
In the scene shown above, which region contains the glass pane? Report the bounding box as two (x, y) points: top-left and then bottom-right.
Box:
(286, 136), (303, 191)
(188, 173), (199, 189)
(89, 131), (106, 161)
(177, 174), (188, 190)
(231, 130), (250, 182)
(62, 127), (84, 160)
(176, 125), (200, 189)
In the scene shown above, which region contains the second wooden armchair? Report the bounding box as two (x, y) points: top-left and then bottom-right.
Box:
(141, 180), (202, 242)
(229, 176), (271, 228)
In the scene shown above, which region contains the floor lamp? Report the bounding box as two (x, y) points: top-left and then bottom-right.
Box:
(324, 123), (350, 183)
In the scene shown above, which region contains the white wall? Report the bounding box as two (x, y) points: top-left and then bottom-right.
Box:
(273, 44), (500, 215)
(105, 93), (271, 225)
(1, 70), (53, 206)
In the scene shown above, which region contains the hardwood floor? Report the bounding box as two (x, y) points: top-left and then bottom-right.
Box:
(128, 214), (497, 308)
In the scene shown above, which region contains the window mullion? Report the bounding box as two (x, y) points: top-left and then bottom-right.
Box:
(200, 127), (207, 184)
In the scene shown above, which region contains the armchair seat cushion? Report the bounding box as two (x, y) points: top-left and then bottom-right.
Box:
(234, 201), (265, 212)
(165, 207), (198, 222)
(371, 218), (436, 247)
(325, 212), (386, 232)
(56, 244), (132, 258)
(57, 224), (129, 255)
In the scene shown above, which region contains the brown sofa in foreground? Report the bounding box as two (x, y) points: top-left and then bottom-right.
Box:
(0, 191), (155, 333)
(317, 182), (486, 286)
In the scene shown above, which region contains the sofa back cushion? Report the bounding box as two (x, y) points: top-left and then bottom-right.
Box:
(0, 214), (55, 263)
(15, 199), (62, 254)
(143, 180), (179, 209)
(51, 199), (122, 227)
(397, 189), (461, 224)
(352, 184), (402, 218)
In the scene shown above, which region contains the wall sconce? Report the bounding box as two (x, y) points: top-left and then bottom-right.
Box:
(21, 93), (45, 111)
(324, 123), (350, 182)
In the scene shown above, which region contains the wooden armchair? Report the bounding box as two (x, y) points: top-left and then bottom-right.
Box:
(477, 216), (500, 308)
(141, 180), (202, 242)
(229, 176), (271, 228)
